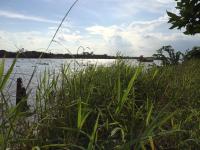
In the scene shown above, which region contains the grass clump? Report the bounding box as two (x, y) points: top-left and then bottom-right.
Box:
(1, 59), (200, 149)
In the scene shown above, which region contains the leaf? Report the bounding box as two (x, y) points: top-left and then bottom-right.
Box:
(111, 127), (121, 137)
(0, 57), (17, 91)
(152, 69), (159, 80)
(111, 127), (125, 142)
(167, 11), (179, 20)
(77, 99), (82, 129)
(148, 136), (155, 150)
(0, 134), (4, 147)
(146, 100), (153, 126)
(32, 146), (40, 150)
(87, 113), (100, 150)
(115, 67), (142, 114)
(0, 58), (5, 84)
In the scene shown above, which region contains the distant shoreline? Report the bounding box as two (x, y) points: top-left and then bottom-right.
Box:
(0, 50), (157, 61)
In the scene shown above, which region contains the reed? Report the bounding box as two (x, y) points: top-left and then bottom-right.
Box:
(0, 59), (200, 149)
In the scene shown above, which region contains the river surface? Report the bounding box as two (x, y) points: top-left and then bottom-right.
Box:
(1, 58), (157, 106)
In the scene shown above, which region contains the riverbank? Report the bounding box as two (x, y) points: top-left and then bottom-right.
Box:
(1, 59), (200, 149)
(0, 50), (155, 60)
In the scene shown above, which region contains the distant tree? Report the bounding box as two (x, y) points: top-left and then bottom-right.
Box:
(153, 46), (184, 65)
(19, 48), (25, 53)
(184, 46), (200, 60)
(167, 0), (200, 35)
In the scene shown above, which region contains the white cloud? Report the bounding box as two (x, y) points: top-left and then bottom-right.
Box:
(0, 30), (49, 51)
(81, 0), (175, 19)
(85, 14), (200, 56)
(1, 13), (199, 56)
(0, 1), (199, 57)
(0, 28), (90, 54)
(57, 33), (82, 42)
(0, 10), (58, 23)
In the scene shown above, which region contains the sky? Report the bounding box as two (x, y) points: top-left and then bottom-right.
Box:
(0, 0), (199, 56)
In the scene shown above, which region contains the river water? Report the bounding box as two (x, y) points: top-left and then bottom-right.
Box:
(1, 58), (158, 106)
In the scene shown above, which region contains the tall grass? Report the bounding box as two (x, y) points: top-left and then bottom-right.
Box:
(0, 59), (200, 149)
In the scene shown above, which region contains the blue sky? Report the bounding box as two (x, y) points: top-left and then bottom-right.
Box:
(0, 0), (199, 56)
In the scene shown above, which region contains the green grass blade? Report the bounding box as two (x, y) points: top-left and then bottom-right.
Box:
(0, 57), (16, 91)
(87, 113), (100, 150)
(115, 67), (142, 114)
(0, 58), (5, 84)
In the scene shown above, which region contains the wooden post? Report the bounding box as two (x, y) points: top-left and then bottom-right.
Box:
(16, 78), (28, 111)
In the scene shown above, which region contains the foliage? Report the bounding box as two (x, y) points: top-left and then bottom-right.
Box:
(153, 45), (184, 65)
(1, 59), (200, 149)
(167, 0), (200, 35)
(184, 46), (200, 60)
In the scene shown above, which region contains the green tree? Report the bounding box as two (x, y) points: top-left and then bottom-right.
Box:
(153, 46), (184, 65)
(184, 46), (200, 60)
(167, 0), (200, 35)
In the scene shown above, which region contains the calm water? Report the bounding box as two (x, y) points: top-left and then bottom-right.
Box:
(2, 58), (157, 106)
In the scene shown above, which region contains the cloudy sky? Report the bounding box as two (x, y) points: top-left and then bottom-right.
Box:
(0, 0), (199, 56)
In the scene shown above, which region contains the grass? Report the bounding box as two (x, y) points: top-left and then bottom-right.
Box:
(0, 59), (200, 149)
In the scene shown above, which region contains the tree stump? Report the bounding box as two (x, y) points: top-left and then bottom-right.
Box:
(16, 78), (28, 111)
